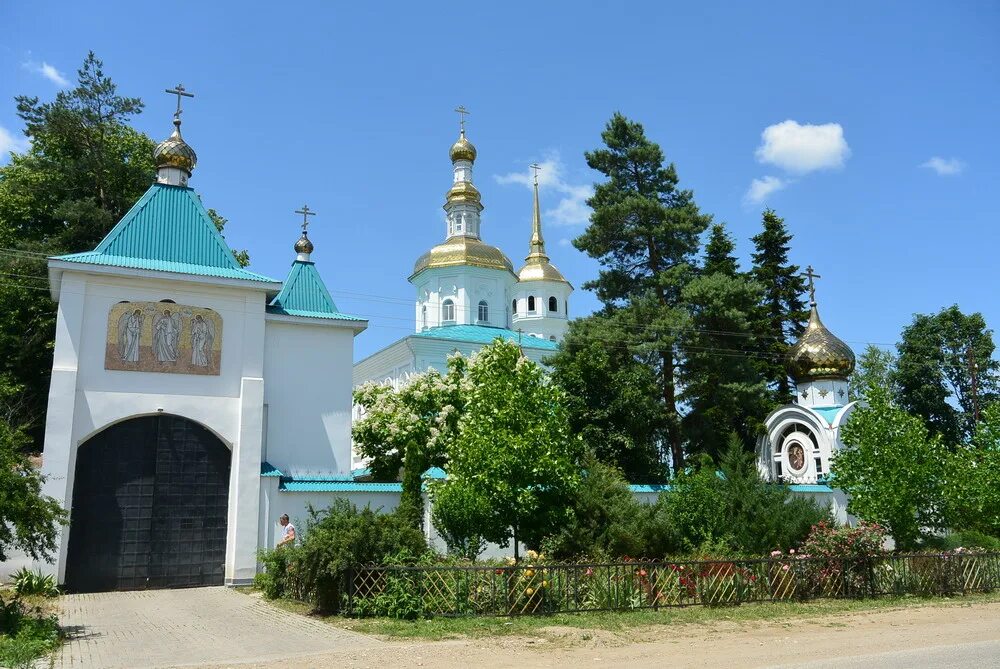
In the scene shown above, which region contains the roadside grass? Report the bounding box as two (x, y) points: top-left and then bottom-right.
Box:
(257, 590), (1000, 641)
(0, 591), (63, 669)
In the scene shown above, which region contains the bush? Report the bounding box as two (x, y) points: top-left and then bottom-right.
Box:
(11, 568), (59, 598)
(0, 595), (61, 669)
(655, 437), (830, 556)
(256, 500), (427, 612)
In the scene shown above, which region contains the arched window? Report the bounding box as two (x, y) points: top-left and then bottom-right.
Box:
(548, 296), (558, 312)
(511, 299), (517, 315)
(549, 335), (557, 342)
(421, 304), (427, 330)
(527, 296), (536, 313)
(477, 300), (489, 323)
(442, 299), (455, 323)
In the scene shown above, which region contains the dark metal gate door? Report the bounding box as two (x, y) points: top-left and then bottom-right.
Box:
(65, 415), (231, 592)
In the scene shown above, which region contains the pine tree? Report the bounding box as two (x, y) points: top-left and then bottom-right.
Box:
(750, 209), (808, 404)
(574, 113), (712, 471)
(679, 224), (769, 458)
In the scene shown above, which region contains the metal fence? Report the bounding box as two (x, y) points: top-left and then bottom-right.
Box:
(343, 553), (1000, 617)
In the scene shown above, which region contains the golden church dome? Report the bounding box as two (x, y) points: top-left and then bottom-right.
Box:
(449, 132), (477, 163)
(445, 181), (483, 207)
(294, 232), (314, 255)
(517, 259), (569, 283)
(412, 236), (514, 277)
(154, 119), (198, 174)
(787, 305), (856, 381)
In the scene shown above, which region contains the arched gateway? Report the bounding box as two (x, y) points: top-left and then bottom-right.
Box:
(65, 415), (231, 592)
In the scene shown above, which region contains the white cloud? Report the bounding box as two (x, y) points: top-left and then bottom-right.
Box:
(558, 238), (572, 248)
(23, 60), (69, 87)
(755, 120), (850, 173)
(0, 125), (29, 162)
(743, 176), (789, 205)
(920, 156), (965, 176)
(495, 152), (593, 226)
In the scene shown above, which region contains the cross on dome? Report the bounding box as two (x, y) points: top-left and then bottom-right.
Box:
(804, 265), (822, 306)
(165, 84), (194, 121)
(530, 163), (541, 185)
(295, 204), (316, 233)
(454, 105), (470, 134)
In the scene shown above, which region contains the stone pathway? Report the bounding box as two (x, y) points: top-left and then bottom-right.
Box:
(53, 587), (378, 668)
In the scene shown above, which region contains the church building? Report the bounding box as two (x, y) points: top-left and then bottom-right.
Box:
(37, 90), (369, 591)
(757, 273), (857, 523)
(352, 119), (573, 466)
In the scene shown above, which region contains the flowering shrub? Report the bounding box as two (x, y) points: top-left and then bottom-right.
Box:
(799, 521), (887, 561)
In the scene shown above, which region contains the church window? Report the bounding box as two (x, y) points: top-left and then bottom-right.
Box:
(548, 296), (558, 312)
(442, 299), (455, 323)
(512, 299), (517, 315)
(421, 305), (427, 330)
(478, 300), (489, 323)
(527, 296), (536, 313)
(549, 335), (556, 342)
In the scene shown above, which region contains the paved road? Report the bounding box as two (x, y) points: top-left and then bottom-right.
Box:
(771, 640), (1000, 668)
(54, 587), (378, 668)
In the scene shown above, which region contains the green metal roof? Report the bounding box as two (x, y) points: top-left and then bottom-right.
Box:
(280, 480), (404, 493)
(266, 260), (365, 322)
(52, 183), (279, 283)
(260, 462), (283, 477)
(413, 324), (560, 350)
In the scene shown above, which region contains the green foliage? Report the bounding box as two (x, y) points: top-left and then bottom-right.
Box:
(0, 385), (67, 561)
(574, 113), (712, 471)
(206, 208), (250, 267)
(440, 340), (583, 559)
(749, 209), (808, 404)
(796, 521), (887, 560)
(353, 358), (467, 525)
(894, 305), (998, 445)
(548, 315), (667, 480)
(10, 568), (59, 598)
(256, 500), (427, 612)
(430, 482), (488, 560)
(679, 226), (770, 459)
(835, 384), (947, 548)
(658, 435), (827, 555)
(849, 344), (897, 402)
(541, 457), (652, 559)
(0, 595), (61, 669)
(940, 403), (1000, 537)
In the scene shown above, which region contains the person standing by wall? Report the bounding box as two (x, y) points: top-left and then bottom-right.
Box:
(277, 514), (296, 547)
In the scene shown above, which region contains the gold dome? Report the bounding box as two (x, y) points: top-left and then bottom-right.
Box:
(294, 232), (314, 255)
(449, 131), (477, 163)
(412, 236), (514, 277)
(154, 119), (197, 174)
(787, 306), (856, 381)
(445, 181), (483, 208)
(517, 260), (569, 283)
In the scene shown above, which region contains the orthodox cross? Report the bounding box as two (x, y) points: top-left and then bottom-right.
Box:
(454, 105), (470, 133)
(295, 205), (316, 233)
(804, 265), (821, 305)
(530, 163), (541, 185)
(165, 84), (194, 120)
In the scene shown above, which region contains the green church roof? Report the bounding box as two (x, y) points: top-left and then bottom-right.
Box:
(413, 324), (560, 350)
(52, 183), (279, 284)
(266, 260), (366, 322)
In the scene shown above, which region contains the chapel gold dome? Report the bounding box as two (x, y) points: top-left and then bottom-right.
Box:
(445, 181), (483, 207)
(786, 306), (856, 381)
(154, 120), (197, 174)
(294, 233), (314, 255)
(412, 236), (514, 276)
(449, 133), (477, 163)
(517, 259), (569, 283)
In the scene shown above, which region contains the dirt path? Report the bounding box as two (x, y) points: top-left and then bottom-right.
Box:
(195, 600), (1000, 669)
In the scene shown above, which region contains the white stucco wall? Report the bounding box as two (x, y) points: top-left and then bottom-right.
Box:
(263, 317), (356, 477)
(40, 266), (272, 585)
(512, 278), (572, 342)
(413, 265), (517, 331)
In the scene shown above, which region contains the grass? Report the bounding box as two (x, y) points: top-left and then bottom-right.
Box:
(257, 590), (1000, 641)
(0, 591), (63, 669)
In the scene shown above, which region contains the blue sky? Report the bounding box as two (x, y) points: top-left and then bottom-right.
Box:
(1, 2), (997, 362)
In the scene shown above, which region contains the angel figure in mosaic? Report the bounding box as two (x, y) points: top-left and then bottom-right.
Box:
(153, 309), (181, 363)
(117, 309), (143, 363)
(190, 314), (215, 367)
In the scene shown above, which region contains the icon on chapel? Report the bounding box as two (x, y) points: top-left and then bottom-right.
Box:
(787, 442), (806, 472)
(105, 301), (223, 375)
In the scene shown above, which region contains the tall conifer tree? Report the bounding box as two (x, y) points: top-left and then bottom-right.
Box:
(750, 209), (808, 404)
(574, 113), (711, 471)
(679, 224), (769, 458)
